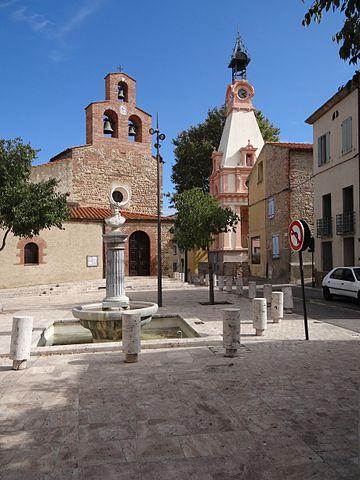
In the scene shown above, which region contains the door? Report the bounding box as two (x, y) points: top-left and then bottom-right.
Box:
(129, 231), (150, 276)
(343, 237), (355, 266)
(341, 268), (357, 298)
(327, 268), (343, 295)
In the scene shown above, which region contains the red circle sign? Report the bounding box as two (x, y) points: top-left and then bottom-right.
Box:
(288, 220), (305, 251)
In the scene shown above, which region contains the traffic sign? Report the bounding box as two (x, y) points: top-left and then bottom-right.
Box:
(288, 219), (311, 252)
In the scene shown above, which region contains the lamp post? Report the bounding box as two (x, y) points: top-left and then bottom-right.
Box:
(150, 114), (166, 307)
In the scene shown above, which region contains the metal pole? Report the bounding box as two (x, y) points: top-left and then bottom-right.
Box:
(156, 114), (162, 307)
(299, 250), (309, 340)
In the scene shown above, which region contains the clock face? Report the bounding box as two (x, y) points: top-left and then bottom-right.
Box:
(119, 105), (127, 116)
(237, 88), (248, 99)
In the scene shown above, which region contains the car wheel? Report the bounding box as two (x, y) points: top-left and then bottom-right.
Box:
(323, 287), (333, 301)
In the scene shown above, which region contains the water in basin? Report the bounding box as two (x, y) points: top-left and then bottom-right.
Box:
(38, 315), (199, 347)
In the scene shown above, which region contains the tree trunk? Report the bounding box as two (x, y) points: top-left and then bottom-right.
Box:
(0, 228), (11, 252)
(207, 247), (215, 305)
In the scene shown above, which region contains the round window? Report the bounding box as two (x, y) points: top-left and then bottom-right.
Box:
(112, 190), (124, 203)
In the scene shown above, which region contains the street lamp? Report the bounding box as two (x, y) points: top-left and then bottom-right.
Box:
(149, 114), (166, 307)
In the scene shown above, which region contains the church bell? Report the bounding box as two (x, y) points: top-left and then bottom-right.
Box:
(118, 86), (125, 100)
(128, 123), (136, 137)
(103, 118), (114, 135)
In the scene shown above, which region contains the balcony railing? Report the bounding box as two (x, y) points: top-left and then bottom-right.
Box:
(316, 217), (332, 238)
(336, 211), (356, 235)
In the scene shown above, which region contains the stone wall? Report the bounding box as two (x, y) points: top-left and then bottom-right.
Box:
(30, 158), (74, 200)
(262, 144), (313, 282)
(70, 145), (158, 215)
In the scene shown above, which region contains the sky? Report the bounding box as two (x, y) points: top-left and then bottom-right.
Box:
(0, 0), (357, 214)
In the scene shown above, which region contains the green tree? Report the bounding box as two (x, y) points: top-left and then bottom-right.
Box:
(171, 106), (280, 193)
(171, 188), (239, 304)
(0, 138), (70, 251)
(302, 0), (359, 64)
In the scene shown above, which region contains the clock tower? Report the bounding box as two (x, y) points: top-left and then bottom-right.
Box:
(209, 35), (264, 276)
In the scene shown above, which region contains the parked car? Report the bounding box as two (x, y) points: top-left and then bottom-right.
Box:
(322, 267), (360, 301)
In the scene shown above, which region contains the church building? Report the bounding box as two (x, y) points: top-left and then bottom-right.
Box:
(0, 72), (173, 289)
(210, 36), (264, 275)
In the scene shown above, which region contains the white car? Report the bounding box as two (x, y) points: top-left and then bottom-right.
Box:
(322, 267), (360, 301)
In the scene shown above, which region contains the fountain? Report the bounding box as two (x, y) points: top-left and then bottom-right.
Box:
(72, 185), (158, 340)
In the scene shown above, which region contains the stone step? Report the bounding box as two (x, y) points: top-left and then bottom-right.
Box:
(0, 277), (194, 298)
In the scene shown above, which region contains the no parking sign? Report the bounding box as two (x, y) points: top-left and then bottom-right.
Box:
(288, 219), (311, 252)
(288, 219), (312, 341)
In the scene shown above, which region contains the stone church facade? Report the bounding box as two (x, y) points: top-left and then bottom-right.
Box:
(0, 72), (173, 289)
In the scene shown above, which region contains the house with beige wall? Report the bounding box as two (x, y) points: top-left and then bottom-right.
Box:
(248, 142), (313, 282)
(306, 72), (359, 281)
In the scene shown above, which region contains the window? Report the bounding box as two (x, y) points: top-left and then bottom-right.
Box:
(257, 161), (263, 183)
(330, 268), (343, 280)
(341, 117), (352, 154)
(251, 236), (261, 264)
(342, 268), (355, 282)
(246, 153), (253, 166)
(272, 235), (280, 259)
(353, 268), (360, 281)
(173, 245), (177, 255)
(128, 115), (142, 143)
(268, 197), (275, 218)
(172, 262), (177, 272)
(24, 242), (39, 265)
(317, 132), (330, 166)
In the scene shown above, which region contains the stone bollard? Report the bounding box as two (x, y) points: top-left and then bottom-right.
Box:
(10, 316), (33, 370)
(271, 292), (284, 323)
(204, 274), (210, 287)
(235, 277), (244, 296)
(225, 276), (233, 293)
(180, 273), (185, 282)
(263, 284), (272, 306)
(122, 312), (141, 363)
(248, 281), (257, 300)
(199, 274), (205, 286)
(282, 286), (294, 314)
(253, 298), (267, 336)
(223, 308), (241, 357)
(218, 276), (225, 291)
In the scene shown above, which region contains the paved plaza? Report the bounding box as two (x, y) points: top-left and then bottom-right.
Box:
(0, 285), (359, 479)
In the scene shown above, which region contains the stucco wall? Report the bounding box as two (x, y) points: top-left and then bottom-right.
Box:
(313, 88), (359, 275)
(0, 222), (103, 288)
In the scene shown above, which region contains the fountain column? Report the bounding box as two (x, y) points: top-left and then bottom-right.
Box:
(102, 208), (129, 309)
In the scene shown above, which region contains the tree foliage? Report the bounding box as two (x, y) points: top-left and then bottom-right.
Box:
(302, 0), (359, 65)
(171, 187), (239, 303)
(171, 106), (280, 193)
(0, 138), (70, 251)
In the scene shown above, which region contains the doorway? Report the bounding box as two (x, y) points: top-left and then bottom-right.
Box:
(129, 231), (150, 276)
(343, 237), (355, 266)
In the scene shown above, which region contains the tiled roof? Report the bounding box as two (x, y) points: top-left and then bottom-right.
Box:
(266, 142), (313, 150)
(70, 206), (172, 222)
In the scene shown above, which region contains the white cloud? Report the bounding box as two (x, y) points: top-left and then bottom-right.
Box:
(2, 0), (107, 61)
(0, 0), (18, 8)
(12, 6), (53, 31)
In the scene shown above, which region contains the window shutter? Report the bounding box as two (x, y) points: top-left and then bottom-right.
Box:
(325, 132), (330, 163)
(318, 136), (322, 166)
(347, 117), (352, 151)
(272, 235), (279, 258)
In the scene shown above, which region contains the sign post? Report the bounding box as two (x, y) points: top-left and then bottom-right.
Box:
(288, 219), (311, 341)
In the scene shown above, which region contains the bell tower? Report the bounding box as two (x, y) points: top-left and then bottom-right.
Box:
(85, 72), (152, 151)
(209, 35), (264, 275)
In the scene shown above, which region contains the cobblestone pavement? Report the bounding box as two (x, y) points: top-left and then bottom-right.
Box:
(0, 340), (359, 479)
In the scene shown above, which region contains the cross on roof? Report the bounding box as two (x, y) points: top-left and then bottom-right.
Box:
(117, 65), (124, 73)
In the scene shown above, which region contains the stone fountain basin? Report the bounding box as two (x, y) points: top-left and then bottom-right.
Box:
(72, 301), (158, 341)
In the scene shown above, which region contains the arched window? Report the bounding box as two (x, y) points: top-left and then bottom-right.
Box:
(117, 81), (128, 102)
(24, 242), (39, 265)
(103, 109), (119, 138)
(128, 115), (142, 143)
